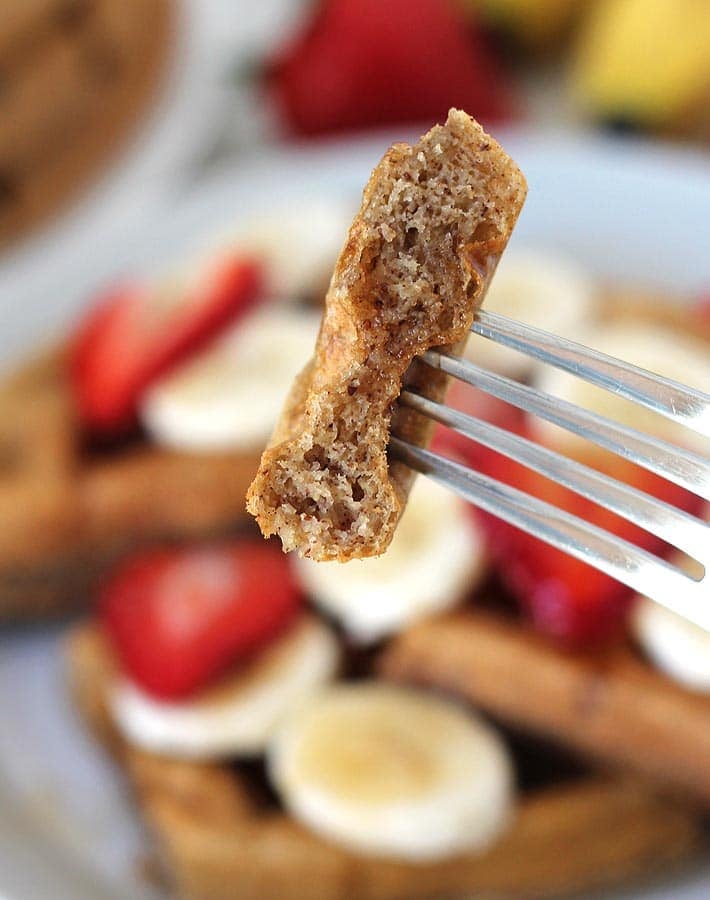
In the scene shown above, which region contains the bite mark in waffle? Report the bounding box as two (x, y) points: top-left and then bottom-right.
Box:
(65, 623), (704, 900)
(0, 346), (262, 619)
(380, 608), (710, 806)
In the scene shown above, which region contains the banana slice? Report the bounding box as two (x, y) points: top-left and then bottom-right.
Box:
(140, 306), (321, 452)
(267, 683), (514, 861)
(110, 615), (340, 759)
(296, 477), (486, 644)
(231, 200), (354, 298)
(631, 502), (710, 694)
(464, 250), (596, 377)
(632, 595), (710, 694)
(531, 323), (710, 454)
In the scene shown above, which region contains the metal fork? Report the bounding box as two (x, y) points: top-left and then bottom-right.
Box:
(390, 310), (710, 631)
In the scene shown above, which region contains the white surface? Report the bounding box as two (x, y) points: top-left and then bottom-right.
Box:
(0, 134), (708, 898)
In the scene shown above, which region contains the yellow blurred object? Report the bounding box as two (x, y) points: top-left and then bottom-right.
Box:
(462, 0), (588, 48)
(572, 0), (710, 129)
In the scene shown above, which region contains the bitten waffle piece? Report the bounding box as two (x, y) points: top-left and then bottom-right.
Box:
(247, 110), (526, 561)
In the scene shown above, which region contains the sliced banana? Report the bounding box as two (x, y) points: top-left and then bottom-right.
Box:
(140, 305), (321, 452)
(631, 502), (710, 694)
(632, 595), (710, 694)
(268, 683), (514, 861)
(109, 615), (340, 759)
(531, 323), (710, 455)
(230, 200), (354, 299)
(296, 477), (486, 644)
(464, 250), (596, 377)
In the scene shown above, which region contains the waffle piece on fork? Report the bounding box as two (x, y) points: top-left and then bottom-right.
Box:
(247, 110), (527, 562)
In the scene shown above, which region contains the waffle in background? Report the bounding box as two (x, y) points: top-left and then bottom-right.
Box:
(0, 0), (173, 248)
(0, 344), (262, 620)
(65, 620), (705, 900)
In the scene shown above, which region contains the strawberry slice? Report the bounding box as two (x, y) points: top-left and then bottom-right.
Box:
(431, 382), (701, 645)
(431, 378), (527, 466)
(268, 0), (513, 136)
(70, 255), (263, 436)
(101, 541), (303, 700)
(473, 439), (702, 646)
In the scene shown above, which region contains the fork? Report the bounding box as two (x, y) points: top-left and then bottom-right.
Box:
(390, 310), (710, 631)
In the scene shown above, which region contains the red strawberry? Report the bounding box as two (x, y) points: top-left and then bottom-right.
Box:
(70, 255), (263, 436)
(431, 382), (701, 644)
(432, 378), (527, 466)
(101, 541), (303, 700)
(473, 439), (702, 646)
(268, 0), (513, 136)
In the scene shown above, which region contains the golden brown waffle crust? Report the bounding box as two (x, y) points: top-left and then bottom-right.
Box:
(65, 622), (702, 900)
(247, 110), (526, 562)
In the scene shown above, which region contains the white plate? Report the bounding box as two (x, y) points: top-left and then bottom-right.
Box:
(0, 132), (708, 899)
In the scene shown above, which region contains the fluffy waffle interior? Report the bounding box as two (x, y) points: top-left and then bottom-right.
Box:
(0, 346), (262, 619)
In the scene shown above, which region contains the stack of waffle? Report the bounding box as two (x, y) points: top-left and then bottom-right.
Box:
(2, 215), (707, 897)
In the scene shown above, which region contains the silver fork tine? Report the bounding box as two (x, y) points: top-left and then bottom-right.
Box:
(399, 389), (710, 561)
(472, 310), (710, 437)
(422, 350), (710, 502)
(390, 436), (709, 631)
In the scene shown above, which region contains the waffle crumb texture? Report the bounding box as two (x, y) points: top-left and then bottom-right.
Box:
(247, 110), (527, 561)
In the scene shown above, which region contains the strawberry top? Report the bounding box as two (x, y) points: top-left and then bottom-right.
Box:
(71, 254), (264, 436)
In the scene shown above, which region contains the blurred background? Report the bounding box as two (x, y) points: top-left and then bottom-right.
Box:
(1, 0), (708, 262)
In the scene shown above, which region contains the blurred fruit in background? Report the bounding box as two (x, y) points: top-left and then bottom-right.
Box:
(264, 0), (710, 140)
(266, 0), (514, 136)
(1, 0), (707, 254)
(572, 0), (710, 135)
(464, 0), (590, 51)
